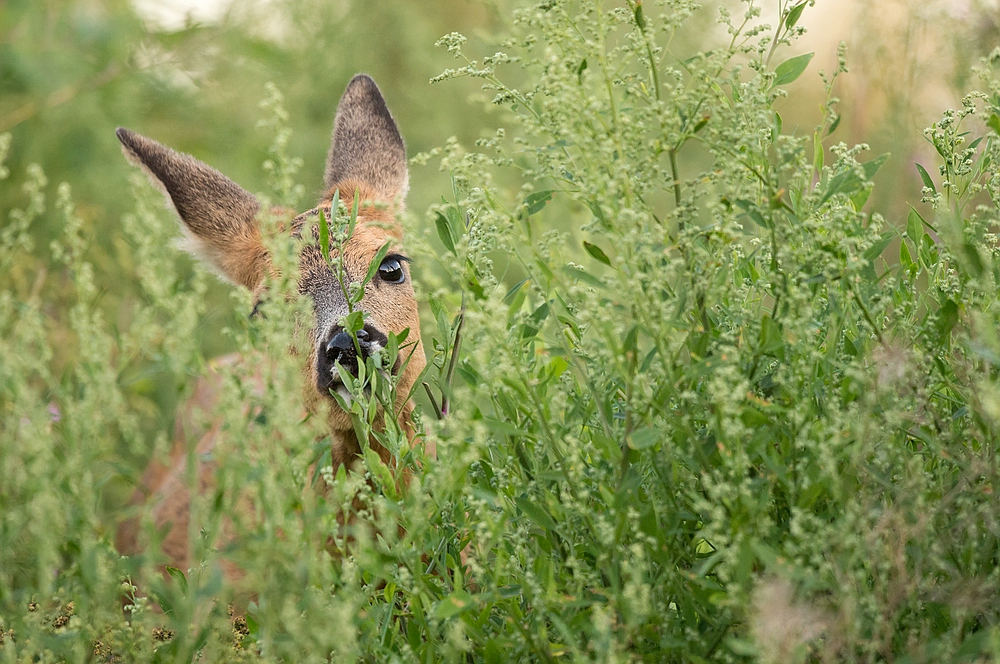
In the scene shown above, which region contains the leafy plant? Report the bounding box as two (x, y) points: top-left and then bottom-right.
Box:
(3, 2), (1000, 663)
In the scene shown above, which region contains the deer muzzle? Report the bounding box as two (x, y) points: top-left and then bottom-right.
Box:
(316, 323), (389, 396)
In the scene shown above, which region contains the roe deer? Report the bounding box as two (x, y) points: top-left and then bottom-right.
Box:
(114, 74), (425, 576)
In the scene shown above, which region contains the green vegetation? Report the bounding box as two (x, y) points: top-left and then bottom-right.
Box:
(3, 0), (1000, 661)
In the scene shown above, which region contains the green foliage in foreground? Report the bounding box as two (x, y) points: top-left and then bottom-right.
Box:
(3, 1), (1000, 662)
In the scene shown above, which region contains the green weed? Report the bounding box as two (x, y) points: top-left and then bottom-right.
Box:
(2, 3), (1000, 662)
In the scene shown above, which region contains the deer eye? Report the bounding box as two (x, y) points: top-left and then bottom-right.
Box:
(378, 256), (405, 284)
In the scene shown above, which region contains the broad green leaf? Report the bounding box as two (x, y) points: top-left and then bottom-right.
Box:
(962, 243), (984, 277)
(759, 315), (784, 358)
(863, 231), (894, 263)
(530, 302), (550, 326)
(342, 309), (365, 334)
(771, 52), (814, 88)
(734, 199), (770, 228)
(937, 299), (959, 344)
(524, 190), (554, 216)
(988, 113), (1000, 136)
(862, 153), (888, 180)
(851, 186), (873, 210)
(445, 204), (464, 236)
(583, 241), (612, 266)
(628, 426), (660, 450)
(434, 591), (475, 620)
(784, 1), (806, 28)
(435, 211), (456, 254)
(820, 154), (888, 205)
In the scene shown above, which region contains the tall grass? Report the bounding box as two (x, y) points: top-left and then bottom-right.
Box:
(2, 1), (1000, 662)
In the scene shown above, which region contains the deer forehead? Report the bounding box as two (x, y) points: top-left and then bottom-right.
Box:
(297, 218), (402, 281)
(296, 217), (415, 332)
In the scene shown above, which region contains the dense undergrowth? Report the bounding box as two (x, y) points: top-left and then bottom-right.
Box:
(3, 1), (1000, 662)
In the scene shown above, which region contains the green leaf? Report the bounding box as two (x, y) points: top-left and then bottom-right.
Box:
(937, 299), (959, 344)
(633, 1), (646, 30)
(628, 426), (660, 450)
(906, 208), (924, 241)
(863, 231), (895, 263)
(330, 188), (340, 224)
(165, 566), (188, 594)
(576, 58), (588, 84)
(364, 447), (398, 500)
(734, 199), (770, 229)
(826, 113), (841, 136)
(503, 278), (529, 303)
(850, 187), (872, 210)
(434, 591), (475, 620)
(771, 52), (814, 88)
(562, 264), (605, 289)
(515, 495), (558, 531)
(318, 209), (331, 264)
(915, 163), (936, 193)
(343, 310), (365, 335)
(484, 418), (528, 438)
(820, 154), (888, 205)
(362, 241), (393, 286)
(348, 188), (359, 238)
(862, 153), (888, 180)
(899, 237), (914, 270)
(435, 212), (456, 254)
(445, 204), (464, 236)
(583, 241), (612, 266)
(988, 113), (1000, 136)
(784, 1), (806, 28)
(813, 132), (824, 174)
(530, 302), (550, 326)
(759, 315), (784, 358)
(524, 190), (554, 216)
(962, 243), (984, 277)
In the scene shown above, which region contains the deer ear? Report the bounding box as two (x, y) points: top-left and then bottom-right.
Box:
(324, 75), (408, 205)
(116, 128), (268, 290)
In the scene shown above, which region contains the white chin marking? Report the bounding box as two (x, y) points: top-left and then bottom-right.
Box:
(335, 385), (353, 405)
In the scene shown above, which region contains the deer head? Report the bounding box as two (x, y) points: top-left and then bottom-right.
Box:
(116, 75), (425, 462)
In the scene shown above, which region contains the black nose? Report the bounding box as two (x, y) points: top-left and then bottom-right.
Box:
(325, 330), (354, 360)
(315, 324), (389, 396)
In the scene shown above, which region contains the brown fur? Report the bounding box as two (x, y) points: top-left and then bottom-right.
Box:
(115, 74), (425, 575)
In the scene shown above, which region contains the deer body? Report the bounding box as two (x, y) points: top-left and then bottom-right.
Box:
(115, 75), (424, 574)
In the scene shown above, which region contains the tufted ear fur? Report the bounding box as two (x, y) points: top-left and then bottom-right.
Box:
(116, 127), (268, 290)
(323, 74), (408, 205)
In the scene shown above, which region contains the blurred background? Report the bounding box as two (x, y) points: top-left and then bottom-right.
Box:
(1, 0), (998, 449)
(3, 0), (997, 252)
